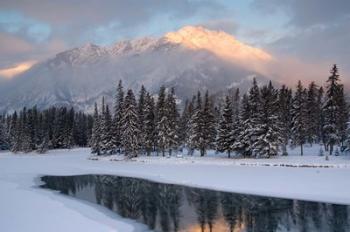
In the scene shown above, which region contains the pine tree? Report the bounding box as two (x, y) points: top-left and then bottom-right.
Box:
(90, 103), (101, 155)
(121, 89), (140, 158)
(137, 85), (147, 153)
(144, 93), (156, 156)
(201, 91), (217, 155)
(216, 95), (234, 157)
(291, 80), (308, 156)
(188, 92), (203, 156)
(278, 85), (292, 155)
(316, 87), (325, 143)
(233, 79), (261, 157)
(0, 115), (8, 150)
(156, 86), (167, 155)
(166, 88), (179, 155)
(253, 82), (283, 157)
(111, 80), (124, 154)
(305, 81), (319, 145)
(323, 65), (345, 155)
(100, 98), (113, 154)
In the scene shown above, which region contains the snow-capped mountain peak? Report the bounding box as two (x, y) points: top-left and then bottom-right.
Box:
(165, 25), (272, 64)
(0, 25), (271, 112)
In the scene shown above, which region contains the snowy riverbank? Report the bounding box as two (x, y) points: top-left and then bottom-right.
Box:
(1, 146), (350, 232)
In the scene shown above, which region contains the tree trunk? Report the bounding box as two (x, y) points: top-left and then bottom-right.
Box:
(228, 151), (231, 158)
(200, 148), (205, 157)
(300, 144), (303, 156)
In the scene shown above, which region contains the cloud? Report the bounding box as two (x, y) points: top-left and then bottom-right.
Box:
(198, 19), (238, 34)
(252, 0), (350, 27)
(252, 0), (350, 81)
(0, 60), (36, 78)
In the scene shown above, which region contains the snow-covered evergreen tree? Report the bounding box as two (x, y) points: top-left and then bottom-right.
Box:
(90, 103), (101, 155)
(111, 80), (124, 154)
(291, 80), (308, 156)
(233, 78), (261, 157)
(144, 93), (156, 156)
(201, 91), (217, 154)
(0, 115), (8, 150)
(188, 92), (203, 156)
(100, 98), (113, 154)
(216, 95), (234, 157)
(137, 85), (147, 153)
(278, 85), (292, 155)
(323, 65), (345, 155)
(305, 81), (320, 145)
(166, 87), (179, 155)
(121, 89), (140, 158)
(253, 82), (283, 158)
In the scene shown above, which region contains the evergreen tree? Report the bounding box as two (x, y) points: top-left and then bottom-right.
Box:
(137, 85), (147, 153)
(90, 103), (101, 155)
(316, 87), (325, 143)
(121, 89), (140, 158)
(188, 92), (203, 156)
(100, 100), (113, 154)
(253, 82), (283, 157)
(291, 80), (308, 156)
(278, 85), (292, 155)
(165, 87), (179, 155)
(156, 86), (167, 155)
(0, 115), (8, 150)
(216, 95), (234, 158)
(305, 82), (319, 145)
(111, 80), (124, 154)
(201, 91), (217, 155)
(144, 93), (156, 156)
(323, 65), (346, 155)
(233, 79), (261, 157)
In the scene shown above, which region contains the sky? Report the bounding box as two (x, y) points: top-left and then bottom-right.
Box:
(0, 0), (349, 82)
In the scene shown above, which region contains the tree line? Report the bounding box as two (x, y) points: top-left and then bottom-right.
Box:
(0, 64), (348, 158)
(90, 65), (349, 158)
(0, 107), (92, 153)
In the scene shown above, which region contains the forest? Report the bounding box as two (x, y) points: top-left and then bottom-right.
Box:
(0, 65), (348, 159)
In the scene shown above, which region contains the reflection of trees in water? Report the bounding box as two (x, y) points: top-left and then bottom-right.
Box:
(41, 175), (350, 232)
(186, 188), (219, 232)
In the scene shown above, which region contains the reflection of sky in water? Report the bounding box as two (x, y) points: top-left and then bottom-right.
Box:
(41, 175), (350, 232)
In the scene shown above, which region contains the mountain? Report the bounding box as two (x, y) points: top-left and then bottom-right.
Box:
(0, 26), (273, 112)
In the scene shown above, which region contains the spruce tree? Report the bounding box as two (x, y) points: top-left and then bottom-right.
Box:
(144, 93), (156, 156)
(201, 91), (216, 155)
(188, 92), (203, 156)
(121, 89), (140, 158)
(253, 82), (283, 157)
(305, 81), (319, 145)
(138, 85), (147, 153)
(291, 80), (308, 156)
(323, 65), (345, 155)
(278, 85), (292, 155)
(166, 88), (179, 155)
(216, 95), (234, 157)
(156, 86), (167, 155)
(234, 79), (261, 157)
(111, 80), (124, 154)
(90, 103), (101, 155)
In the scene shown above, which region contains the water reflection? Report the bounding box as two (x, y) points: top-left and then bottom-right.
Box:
(41, 175), (350, 232)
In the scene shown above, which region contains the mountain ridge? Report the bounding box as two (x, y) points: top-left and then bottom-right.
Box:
(0, 26), (272, 112)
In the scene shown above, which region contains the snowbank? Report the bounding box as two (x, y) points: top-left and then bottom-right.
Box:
(1, 146), (350, 231)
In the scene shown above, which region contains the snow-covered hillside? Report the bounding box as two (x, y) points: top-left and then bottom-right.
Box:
(0, 26), (271, 112)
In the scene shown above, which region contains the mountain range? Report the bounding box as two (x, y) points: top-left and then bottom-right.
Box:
(0, 26), (274, 112)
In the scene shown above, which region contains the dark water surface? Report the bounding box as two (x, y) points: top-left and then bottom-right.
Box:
(41, 175), (350, 232)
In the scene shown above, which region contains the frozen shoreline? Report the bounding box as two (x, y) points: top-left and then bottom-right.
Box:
(1, 147), (350, 232)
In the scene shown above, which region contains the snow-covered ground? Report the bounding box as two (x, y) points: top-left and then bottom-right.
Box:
(1, 145), (350, 232)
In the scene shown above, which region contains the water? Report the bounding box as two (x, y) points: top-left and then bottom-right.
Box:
(41, 175), (350, 232)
